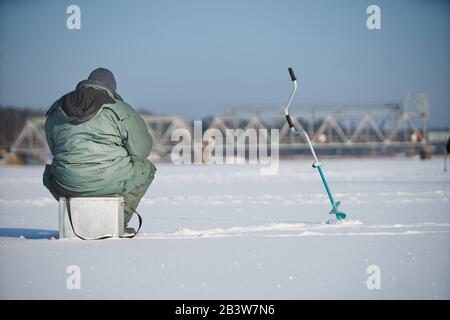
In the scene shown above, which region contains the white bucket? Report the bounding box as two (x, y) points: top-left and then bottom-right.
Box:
(59, 196), (124, 239)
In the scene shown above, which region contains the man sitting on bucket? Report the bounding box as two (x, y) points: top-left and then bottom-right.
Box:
(43, 67), (156, 234)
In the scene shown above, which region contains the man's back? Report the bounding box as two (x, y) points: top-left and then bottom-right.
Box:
(43, 69), (156, 225)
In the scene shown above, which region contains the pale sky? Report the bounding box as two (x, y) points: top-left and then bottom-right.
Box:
(0, 0), (449, 127)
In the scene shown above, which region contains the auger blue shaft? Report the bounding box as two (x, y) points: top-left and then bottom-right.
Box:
(315, 164), (346, 220)
(316, 165), (335, 206)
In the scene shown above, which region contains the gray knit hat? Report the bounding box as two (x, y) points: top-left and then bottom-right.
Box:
(88, 67), (116, 91)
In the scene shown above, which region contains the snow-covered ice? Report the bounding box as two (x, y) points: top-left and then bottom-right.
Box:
(0, 158), (449, 299)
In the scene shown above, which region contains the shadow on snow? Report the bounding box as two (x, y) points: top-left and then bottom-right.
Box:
(0, 228), (58, 239)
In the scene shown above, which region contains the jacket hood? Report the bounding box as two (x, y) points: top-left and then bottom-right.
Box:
(54, 80), (122, 124)
(76, 79), (123, 101)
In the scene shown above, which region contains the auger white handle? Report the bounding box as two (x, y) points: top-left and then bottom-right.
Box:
(285, 67), (298, 132)
(284, 67), (319, 163)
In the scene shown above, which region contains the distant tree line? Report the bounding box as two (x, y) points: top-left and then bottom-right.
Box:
(0, 106), (44, 151)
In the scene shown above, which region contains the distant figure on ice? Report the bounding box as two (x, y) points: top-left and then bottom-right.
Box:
(447, 136), (450, 154)
(43, 68), (156, 232)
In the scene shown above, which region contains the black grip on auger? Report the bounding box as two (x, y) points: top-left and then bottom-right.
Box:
(288, 67), (297, 81)
(286, 114), (294, 128)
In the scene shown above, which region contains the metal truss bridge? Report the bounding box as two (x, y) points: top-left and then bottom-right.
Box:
(9, 93), (430, 163)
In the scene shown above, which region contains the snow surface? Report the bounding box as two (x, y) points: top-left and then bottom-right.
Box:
(0, 158), (449, 299)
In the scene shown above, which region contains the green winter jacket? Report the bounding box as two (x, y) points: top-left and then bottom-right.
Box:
(45, 80), (155, 195)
